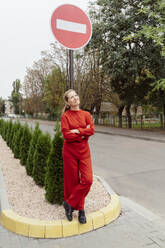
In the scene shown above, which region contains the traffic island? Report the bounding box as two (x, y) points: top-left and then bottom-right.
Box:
(0, 169), (120, 238)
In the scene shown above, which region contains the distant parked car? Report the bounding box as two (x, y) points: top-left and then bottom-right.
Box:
(7, 114), (22, 118)
(7, 114), (16, 118)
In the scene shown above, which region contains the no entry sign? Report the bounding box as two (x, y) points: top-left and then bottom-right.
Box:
(51, 4), (92, 50)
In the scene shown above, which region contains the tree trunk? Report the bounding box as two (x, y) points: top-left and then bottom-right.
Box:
(90, 103), (95, 115)
(93, 93), (102, 125)
(95, 102), (101, 125)
(126, 104), (132, 128)
(163, 103), (165, 128)
(118, 105), (125, 128)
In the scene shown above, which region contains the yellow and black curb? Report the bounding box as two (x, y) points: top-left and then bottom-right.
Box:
(0, 170), (121, 238)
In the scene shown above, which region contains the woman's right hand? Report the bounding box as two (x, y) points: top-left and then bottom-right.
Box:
(70, 129), (80, 134)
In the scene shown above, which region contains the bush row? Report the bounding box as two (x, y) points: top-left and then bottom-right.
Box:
(0, 119), (64, 205)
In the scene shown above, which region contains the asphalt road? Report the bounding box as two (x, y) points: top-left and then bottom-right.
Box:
(20, 120), (165, 220)
(89, 133), (165, 220)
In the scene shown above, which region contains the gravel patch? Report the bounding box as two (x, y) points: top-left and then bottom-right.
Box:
(0, 136), (111, 221)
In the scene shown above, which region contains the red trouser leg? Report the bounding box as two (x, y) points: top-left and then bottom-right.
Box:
(63, 156), (93, 210)
(63, 157), (79, 202)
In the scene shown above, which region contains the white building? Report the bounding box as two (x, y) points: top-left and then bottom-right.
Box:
(4, 100), (14, 115)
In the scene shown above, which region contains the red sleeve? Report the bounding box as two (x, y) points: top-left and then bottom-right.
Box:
(78, 112), (95, 136)
(61, 114), (82, 142)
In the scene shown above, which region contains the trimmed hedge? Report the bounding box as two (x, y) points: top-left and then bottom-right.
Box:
(45, 122), (64, 204)
(0, 119), (64, 206)
(13, 124), (24, 159)
(32, 132), (51, 186)
(20, 123), (32, 166)
(6, 120), (13, 145)
(26, 122), (42, 176)
(11, 121), (21, 152)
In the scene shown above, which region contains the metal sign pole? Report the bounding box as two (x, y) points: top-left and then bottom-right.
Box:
(51, 5), (92, 90)
(69, 49), (74, 89)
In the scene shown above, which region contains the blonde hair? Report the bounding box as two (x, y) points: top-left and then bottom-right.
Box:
(62, 89), (76, 113)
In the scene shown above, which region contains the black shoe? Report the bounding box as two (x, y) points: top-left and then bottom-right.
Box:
(63, 201), (73, 221)
(78, 210), (87, 224)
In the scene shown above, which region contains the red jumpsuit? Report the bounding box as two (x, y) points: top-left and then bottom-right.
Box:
(61, 109), (95, 210)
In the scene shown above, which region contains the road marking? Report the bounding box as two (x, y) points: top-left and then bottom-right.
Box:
(56, 19), (86, 34)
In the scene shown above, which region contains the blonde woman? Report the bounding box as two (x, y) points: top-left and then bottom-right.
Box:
(61, 89), (94, 224)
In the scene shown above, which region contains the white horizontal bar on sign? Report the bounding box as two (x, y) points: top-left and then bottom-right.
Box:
(56, 19), (86, 34)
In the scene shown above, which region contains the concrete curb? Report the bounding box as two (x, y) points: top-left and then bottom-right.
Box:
(95, 130), (165, 143)
(0, 169), (120, 238)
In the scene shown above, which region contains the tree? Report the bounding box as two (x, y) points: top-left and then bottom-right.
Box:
(11, 121), (21, 152)
(26, 122), (42, 176)
(89, 0), (164, 127)
(45, 122), (64, 205)
(1, 120), (9, 141)
(6, 120), (13, 145)
(76, 49), (108, 119)
(41, 41), (69, 89)
(131, 0), (165, 125)
(0, 119), (4, 135)
(8, 121), (17, 148)
(0, 119), (3, 136)
(23, 68), (45, 116)
(23, 55), (56, 116)
(148, 79), (165, 127)
(43, 67), (65, 120)
(13, 125), (24, 159)
(136, 0), (165, 56)
(10, 79), (22, 114)
(32, 132), (51, 186)
(0, 97), (5, 114)
(20, 123), (32, 165)
(41, 42), (106, 115)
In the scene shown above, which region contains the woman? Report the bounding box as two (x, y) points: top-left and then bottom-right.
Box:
(61, 89), (94, 224)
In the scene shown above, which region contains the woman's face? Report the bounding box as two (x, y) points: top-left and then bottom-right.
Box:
(67, 91), (80, 107)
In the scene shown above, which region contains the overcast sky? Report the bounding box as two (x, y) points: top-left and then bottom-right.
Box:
(0, 0), (92, 99)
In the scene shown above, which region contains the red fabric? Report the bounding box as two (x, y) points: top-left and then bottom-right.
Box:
(63, 157), (93, 210)
(61, 109), (94, 210)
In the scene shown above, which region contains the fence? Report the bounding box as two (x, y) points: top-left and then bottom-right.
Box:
(2, 112), (164, 129)
(93, 113), (165, 129)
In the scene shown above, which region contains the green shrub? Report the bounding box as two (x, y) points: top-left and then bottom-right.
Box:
(0, 119), (5, 137)
(20, 123), (32, 165)
(26, 122), (42, 176)
(32, 132), (51, 186)
(4, 121), (10, 141)
(13, 124), (24, 159)
(6, 120), (13, 144)
(0, 119), (4, 135)
(1, 120), (6, 140)
(8, 121), (17, 148)
(45, 122), (64, 205)
(11, 121), (21, 152)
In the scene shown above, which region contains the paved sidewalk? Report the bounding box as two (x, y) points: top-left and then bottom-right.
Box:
(95, 125), (165, 143)
(0, 196), (165, 248)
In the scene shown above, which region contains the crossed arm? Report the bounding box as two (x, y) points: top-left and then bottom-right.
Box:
(61, 112), (94, 142)
(70, 124), (90, 134)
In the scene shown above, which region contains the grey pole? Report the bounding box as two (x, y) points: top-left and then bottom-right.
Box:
(69, 49), (74, 89)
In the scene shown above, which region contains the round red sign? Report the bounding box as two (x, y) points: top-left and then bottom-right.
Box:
(51, 4), (92, 50)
